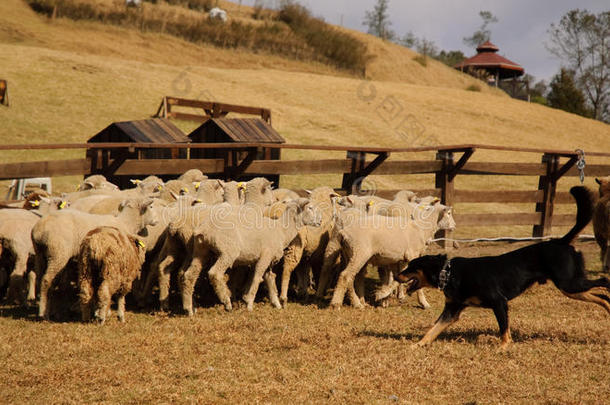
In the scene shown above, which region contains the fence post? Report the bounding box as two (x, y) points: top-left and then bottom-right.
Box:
(435, 150), (454, 248)
(341, 151), (366, 193)
(533, 153), (559, 237)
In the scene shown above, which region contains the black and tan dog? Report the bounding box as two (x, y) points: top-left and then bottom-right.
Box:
(395, 186), (610, 348)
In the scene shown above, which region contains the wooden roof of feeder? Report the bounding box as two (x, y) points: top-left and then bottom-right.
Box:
(189, 118), (285, 143)
(454, 41), (524, 80)
(88, 118), (190, 144)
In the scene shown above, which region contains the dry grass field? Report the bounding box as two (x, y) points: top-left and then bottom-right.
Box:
(1, 1), (609, 403)
(0, 241), (608, 404)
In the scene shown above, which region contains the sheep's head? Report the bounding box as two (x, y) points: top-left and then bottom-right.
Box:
(196, 179), (225, 204)
(295, 199), (322, 228)
(243, 178), (275, 205)
(436, 206), (456, 231)
(119, 199), (159, 232)
(595, 176), (610, 197)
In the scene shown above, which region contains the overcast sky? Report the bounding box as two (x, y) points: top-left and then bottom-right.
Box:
(239, 0), (608, 83)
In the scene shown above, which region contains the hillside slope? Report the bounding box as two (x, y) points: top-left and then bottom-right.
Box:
(1, 0), (504, 93)
(0, 1), (608, 193)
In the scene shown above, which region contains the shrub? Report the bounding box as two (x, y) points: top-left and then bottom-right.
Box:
(26, 0), (369, 75)
(413, 55), (427, 67)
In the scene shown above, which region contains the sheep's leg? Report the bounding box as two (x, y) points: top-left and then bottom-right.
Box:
(330, 253), (369, 310)
(38, 256), (68, 320)
(348, 266), (367, 308)
(375, 266), (393, 306)
(280, 239), (304, 308)
(6, 254), (27, 305)
(263, 270), (282, 309)
(28, 252), (45, 303)
(78, 268), (93, 322)
(157, 254), (176, 312)
(117, 295), (126, 323)
(135, 260), (158, 308)
(208, 255), (234, 311)
(294, 262), (312, 300)
(243, 254), (274, 311)
(416, 289), (431, 309)
(316, 243), (341, 299)
(26, 270), (37, 303)
(94, 281), (111, 325)
(180, 256), (205, 317)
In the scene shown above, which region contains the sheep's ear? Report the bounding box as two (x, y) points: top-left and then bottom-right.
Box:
(330, 191), (341, 198)
(29, 199), (40, 207)
(264, 179), (273, 188)
(214, 179), (223, 190)
(169, 191), (179, 201)
(296, 198), (310, 209)
(305, 189), (312, 196)
(130, 179), (140, 185)
(347, 195), (355, 204)
(596, 178), (602, 185)
(39, 196), (51, 204)
(144, 199), (154, 208)
(432, 197), (441, 205)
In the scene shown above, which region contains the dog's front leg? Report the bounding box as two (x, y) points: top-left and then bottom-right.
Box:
(492, 300), (512, 349)
(414, 302), (464, 347)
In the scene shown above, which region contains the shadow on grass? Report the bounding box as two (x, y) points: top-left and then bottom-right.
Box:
(0, 304), (39, 321)
(359, 327), (606, 345)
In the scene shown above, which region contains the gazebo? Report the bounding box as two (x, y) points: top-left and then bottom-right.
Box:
(454, 41), (524, 88)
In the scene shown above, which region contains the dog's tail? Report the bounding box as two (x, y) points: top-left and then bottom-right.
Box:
(559, 186), (595, 244)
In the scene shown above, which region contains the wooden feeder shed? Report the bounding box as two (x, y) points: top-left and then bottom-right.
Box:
(188, 118), (285, 183)
(87, 118), (190, 187)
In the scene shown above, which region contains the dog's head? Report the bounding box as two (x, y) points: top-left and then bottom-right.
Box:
(395, 254), (447, 294)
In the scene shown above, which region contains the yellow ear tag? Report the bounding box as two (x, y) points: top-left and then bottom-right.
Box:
(433, 198), (440, 203)
(136, 239), (145, 248)
(194, 182), (201, 191)
(31, 200), (40, 207)
(75, 184), (80, 191)
(367, 200), (375, 207)
(59, 201), (67, 209)
(238, 182), (246, 190)
(154, 185), (163, 192)
(181, 187), (189, 194)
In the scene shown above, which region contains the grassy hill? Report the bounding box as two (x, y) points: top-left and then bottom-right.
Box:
(1, 0), (608, 236)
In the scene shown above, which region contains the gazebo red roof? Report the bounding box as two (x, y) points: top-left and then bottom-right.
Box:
(455, 41), (524, 78)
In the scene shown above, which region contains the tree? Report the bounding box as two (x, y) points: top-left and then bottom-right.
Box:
(363, 0), (394, 41)
(548, 9), (610, 122)
(547, 68), (591, 117)
(463, 10), (498, 48)
(436, 50), (466, 67)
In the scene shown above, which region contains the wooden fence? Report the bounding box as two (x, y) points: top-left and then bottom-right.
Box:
(153, 96), (272, 124)
(1, 142), (609, 240)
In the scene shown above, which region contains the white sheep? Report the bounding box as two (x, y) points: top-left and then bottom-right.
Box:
(31, 198), (158, 320)
(278, 187), (339, 307)
(78, 226), (146, 324)
(77, 175), (119, 192)
(180, 199), (321, 314)
(328, 201), (455, 309)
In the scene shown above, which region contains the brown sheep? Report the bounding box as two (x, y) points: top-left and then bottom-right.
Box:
(594, 176), (610, 273)
(78, 226), (146, 324)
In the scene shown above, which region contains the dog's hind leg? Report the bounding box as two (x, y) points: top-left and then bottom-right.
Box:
(561, 290), (610, 314)
(556, 276), (610, 314)
(491, 300), (512, 349)
(414, 302), (465, 347)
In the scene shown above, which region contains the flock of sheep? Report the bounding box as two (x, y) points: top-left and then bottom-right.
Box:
(0, 169), (455, 323)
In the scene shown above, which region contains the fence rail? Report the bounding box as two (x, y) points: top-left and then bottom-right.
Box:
(1, 142), (609, 241)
